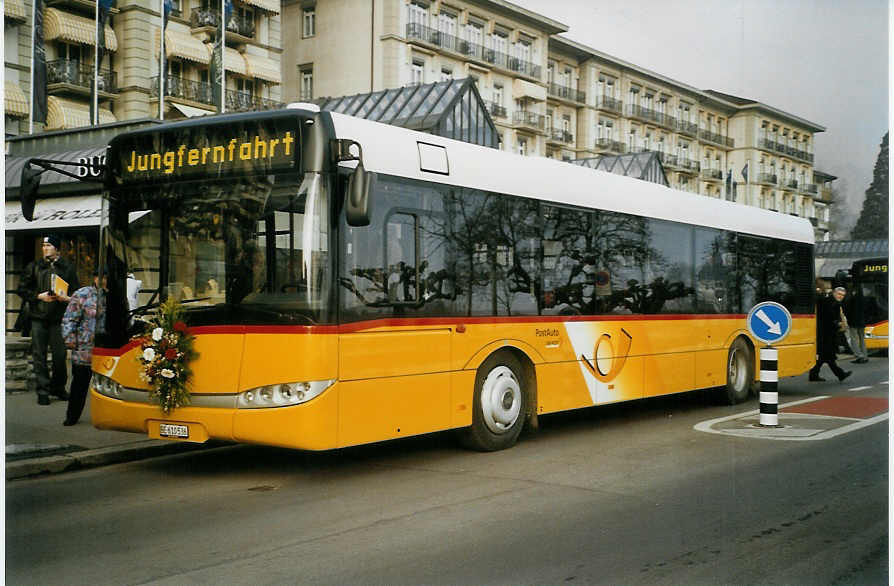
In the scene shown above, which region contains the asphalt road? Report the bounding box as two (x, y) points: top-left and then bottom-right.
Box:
(7, 359), (888, 585)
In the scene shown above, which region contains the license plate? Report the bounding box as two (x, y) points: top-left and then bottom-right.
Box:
(158, 423), (189, 438)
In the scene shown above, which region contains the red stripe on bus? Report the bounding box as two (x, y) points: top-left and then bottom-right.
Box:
(92, 313), (814, 355)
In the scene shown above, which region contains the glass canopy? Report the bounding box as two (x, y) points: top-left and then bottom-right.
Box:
(315, 78), (499, 149)
(570, 152), (669, 186)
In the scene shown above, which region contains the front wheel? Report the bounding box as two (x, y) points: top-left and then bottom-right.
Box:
(721, 337), (754, 404)
(459, 351), (526, 452)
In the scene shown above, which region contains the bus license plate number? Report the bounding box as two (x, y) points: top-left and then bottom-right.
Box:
(159, 423), (189, 438)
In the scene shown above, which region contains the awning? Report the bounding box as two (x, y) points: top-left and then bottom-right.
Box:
(46, 96), (117, 130)
(241, 0), (279, 13)
(5, 81), (29, 118)
(5, 195), (102, 231)
(224, 47), (247, 75)
(170, 102), (214, 118)
(513, 79), (546, 101)
(6, 147), (106, 195)
(4, 0), (27, 21)
(242, 52), (281, 83)
(816, 259), (856, 278)
(44, 8), (119, 52)
(157, 28), (211, 64)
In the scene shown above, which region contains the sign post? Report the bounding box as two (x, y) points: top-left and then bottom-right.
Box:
(746, 302), (793, 427)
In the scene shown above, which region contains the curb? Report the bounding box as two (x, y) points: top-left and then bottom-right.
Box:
(6, 440), (212, 480)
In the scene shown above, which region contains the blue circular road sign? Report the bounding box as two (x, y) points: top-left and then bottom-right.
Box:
(746, 301), (793, 345)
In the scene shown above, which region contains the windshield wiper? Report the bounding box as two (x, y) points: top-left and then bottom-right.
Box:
(129, 296), (212, 317)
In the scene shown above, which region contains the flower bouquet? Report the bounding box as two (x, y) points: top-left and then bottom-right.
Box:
(135, 298), (198, 414)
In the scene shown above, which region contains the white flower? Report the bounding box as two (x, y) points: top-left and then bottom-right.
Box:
(142, 347), (156, 362)
(161, 368), (176, 379)
(152, 327), (164, 341)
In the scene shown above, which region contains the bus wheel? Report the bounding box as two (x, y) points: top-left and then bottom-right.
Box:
(722, 337), (754, 404)
(460, 351), (526, 451)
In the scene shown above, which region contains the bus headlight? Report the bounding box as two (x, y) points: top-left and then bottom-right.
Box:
(237, 379), (334, 409)
(93, 373), (123, 397)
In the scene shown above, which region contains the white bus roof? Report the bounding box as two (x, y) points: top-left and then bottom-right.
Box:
(328, 111), (815, 245)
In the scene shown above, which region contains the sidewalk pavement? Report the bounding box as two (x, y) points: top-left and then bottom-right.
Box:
(5, 390), (208, 481)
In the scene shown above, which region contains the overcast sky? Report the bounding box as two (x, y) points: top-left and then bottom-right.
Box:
(511, 0), (888, 236)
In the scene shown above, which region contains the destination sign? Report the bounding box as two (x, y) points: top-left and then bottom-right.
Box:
(857, 263), (887, 275)
(108, 114), (300, 186)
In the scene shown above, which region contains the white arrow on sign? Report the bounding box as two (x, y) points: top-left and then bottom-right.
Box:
(755, 309), (782, 335)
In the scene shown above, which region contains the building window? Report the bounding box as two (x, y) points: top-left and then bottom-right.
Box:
(466, 20), (483, 46)
(517, 137), (527, 156)
(300, 66), (313, 100)
(440, 67), (452, 82)
(408, 1), (427, 27)
(303, 8), (315, 38)
(411, 58), (424, 85)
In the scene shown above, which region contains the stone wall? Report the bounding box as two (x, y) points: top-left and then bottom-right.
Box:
(5, 337), (69, 393)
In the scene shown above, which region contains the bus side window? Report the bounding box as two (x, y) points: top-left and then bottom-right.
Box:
(385, 212), (418, 303)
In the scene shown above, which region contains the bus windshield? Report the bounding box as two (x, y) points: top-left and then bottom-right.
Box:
(100, 171), (332, 342)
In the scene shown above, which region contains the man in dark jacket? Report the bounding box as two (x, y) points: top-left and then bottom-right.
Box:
(843, 288), (868, 363)
(809, 286), (852, 382)
(20, 234), (80, 405)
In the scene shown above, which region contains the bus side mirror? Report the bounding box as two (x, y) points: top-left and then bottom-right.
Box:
(346, 161), (371, 227)
(20, 161), (44, 221)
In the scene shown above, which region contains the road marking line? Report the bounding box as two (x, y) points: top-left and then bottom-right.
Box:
(848, 386), (873, 392)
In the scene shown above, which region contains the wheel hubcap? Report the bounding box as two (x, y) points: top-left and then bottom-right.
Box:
(729, 348), (746, 390)
(480, 366), (522, 434)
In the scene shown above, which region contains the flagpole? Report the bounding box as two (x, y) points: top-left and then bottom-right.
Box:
(220, 0), (225, 113)
(159, 0), (165, 120)
(93, 0), (99, 125)
(29, 0), (36, 133)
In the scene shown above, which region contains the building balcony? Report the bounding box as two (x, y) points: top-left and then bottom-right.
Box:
(701, 168), (723, 181)
(594, 138), (626, 154)
(756, 173), (778, 185)
(405, 23), (541, 79)
(152, 75), (214, 106)
(803, 183), (818, 194)
(226, 89), (281, 112)
(699, 128), (734, 148)
(487, 101), (507, 119)
(626, 104), (674, 128)
(594, 94), (622, 114)
(546, 129), (574, 145)
(191, 8), (255, 40)
(513, 110), (546, 132)
(676, 119), (698, 137)
(47, 59), (117, 95)
(547, 82), (585, 104)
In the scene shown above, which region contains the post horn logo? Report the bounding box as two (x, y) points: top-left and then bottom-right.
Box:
(581, 328), (632, 383)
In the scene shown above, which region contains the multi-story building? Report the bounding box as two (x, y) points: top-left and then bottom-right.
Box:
(281, 0), (835, 240)
(5, 0), (284, 136)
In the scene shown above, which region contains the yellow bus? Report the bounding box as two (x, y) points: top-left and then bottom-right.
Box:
(851, 258), (888, 351)
(81, 106), (816, 451)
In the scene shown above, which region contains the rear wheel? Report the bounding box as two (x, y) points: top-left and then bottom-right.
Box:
(722, 337), (754, 404)
(459, 351), (526, 452)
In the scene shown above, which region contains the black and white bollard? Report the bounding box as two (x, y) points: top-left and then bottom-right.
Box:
(759, 347), (779, 427)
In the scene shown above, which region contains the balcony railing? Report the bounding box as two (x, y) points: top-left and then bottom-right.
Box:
(547, 129), (574, 144)
(594, 138), (626, 153)
(191, 8), (255, 38)
(701, 168), (723, 180)
(152, 75), (214, 105)
(756, 173), (778, 185)
(758, 135), (814, 162)
(676, 119), (698, 136)
(785, 179), (799, 190)
(699, 129), (734, 148)
(804, 183), (818, 194)
(47, 59), (117, 93)
(406, 23), (541, 78)
(487, 101), (507, 118)
(151, 76), (282, 111)
(626, 104), (675, 128)
(547, 82), (585, 103)
(594, 94), (622, 113)
(513, 110), (546, 131)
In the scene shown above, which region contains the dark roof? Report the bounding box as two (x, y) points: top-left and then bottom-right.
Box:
(569, 152), (669, 186)
(703, 90), (758, 106)
(315, 78), (499, 149)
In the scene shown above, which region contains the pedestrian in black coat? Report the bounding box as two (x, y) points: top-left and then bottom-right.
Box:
(809, 287), (852, 382)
